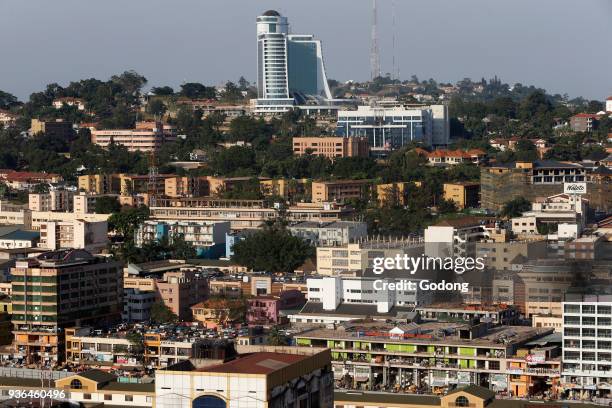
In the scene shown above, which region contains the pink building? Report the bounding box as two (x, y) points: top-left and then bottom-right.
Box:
(246, 290), (305, 326)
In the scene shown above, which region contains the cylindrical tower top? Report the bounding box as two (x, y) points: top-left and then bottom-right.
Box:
(257, 10), (288, 36)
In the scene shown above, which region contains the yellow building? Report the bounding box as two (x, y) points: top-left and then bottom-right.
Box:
(443, 182), (480, 209)
(260, 178), (309, 199)
(78, 174), (121, 195)
(376, 181), (422, 206)
(311, 179), (374, 203)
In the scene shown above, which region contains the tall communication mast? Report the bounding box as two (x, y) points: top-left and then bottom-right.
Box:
(370, 0), (381, 80)
(148, 149), (159, 207)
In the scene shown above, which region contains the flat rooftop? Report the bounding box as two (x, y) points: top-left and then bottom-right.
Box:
(296, 324), (550, 348)
(199, 352), (309, 375)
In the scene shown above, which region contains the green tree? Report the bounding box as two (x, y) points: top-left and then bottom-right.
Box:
(501, 197), (531, 218)
(267, 327), (289, 346)
(0, 90), (18, 109)
(147, 99), (167, 117)
(150, 301), (178, 324)
(232, 225), (314, 273)
(151, 86), (174, 96)
(179, 83), (216, 99)
(108, 205), (150, 238)
(93, 196), (121, 214)
(169, 233), (197, 260)
(126, 331), (145, 364)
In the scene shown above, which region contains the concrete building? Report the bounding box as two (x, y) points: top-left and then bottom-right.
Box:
(292, 136), (368, 159)
(288, 220), (367, 247)
(134, 220), (230, 258)
(376, 181), (421, 207)
(150, 198), (351, 231)
(311, 179), (374, 203)
(570, 113), (599, 132)
(78, 174), (121, 195)
(336, 104), (449, 155)
(561, 288), (612, 399)
(155, 344), (333, 408)
(122, 288), (157, 322)
(295, 321), (556, 396)
(38, 219), (108, 253)
(480, 161), (610, 213)
(28, 189), (75, 212)
(315, 238), (424, 275)
(443, 182), (480, 209)
(30, 118), (73, 138)
(90, 121), (177, 152)
(11, 249), (122, 364)
(425, 149), (487, 166)
(52, 97), (85, 110)
(255, 10), (333, 113)
(156, 269), (209, 320)
(0, 228), (39, 249)
(424, 217), (490, 258)
(290, 275), (432, 325)
(511, 193), (586, 237)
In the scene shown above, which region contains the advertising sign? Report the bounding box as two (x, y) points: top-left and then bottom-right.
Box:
(563, 182), (587, 195)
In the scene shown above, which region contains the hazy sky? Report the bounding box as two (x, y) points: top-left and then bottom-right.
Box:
(1, 0), (611, 101)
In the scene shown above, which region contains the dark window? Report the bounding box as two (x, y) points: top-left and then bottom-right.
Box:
(70, 379), (82, 389)
(193, 395), (226, 408)
(455, 396), (470, 407)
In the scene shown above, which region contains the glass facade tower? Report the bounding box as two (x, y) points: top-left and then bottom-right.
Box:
(256, 10), (331, 113)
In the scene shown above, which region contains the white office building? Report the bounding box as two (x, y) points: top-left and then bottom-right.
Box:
(336, 104), (449, 155)
(255, 10), (332, 114)
(562, 290), (612, 399)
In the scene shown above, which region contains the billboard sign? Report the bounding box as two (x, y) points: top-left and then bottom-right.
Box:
(564, 182), (587, 195)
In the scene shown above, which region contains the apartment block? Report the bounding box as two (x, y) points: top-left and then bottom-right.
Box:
(292, 136), (369, 159)
(30, 118), (73, 138)
(78, 174), (121, 195)
(562, 289), (612, 399)
(376, 181), (421, 207)
(90, 121), (177, 152)
(28, 189), (75, 212)
(443, 182), (480, 209)
(11, 250), (122, 364)
(149, 197), (351, 230)
(311, 179), (374, 203)
(288, 221), (367, 247)
(39, 219), (108, 253)
(134, 220), (230, 257)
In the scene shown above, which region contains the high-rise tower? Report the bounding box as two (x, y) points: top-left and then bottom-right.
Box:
(256, 10), (332, 114)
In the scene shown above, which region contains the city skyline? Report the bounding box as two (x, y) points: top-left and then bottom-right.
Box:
(0, 0), (611, 101)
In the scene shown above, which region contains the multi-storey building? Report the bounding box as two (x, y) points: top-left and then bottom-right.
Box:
(30, 118), (73, 138)
(376, 181), (422, 207)
(255, 10), (332, 113)
(337, 105), (449, 155)
(90, 121), (177, 152)
(561, 288), (612, 399)
(570, 113), (599, 132)
(316, 238), (424, 275)
(311, 179), (374, 203)
(292, 136), (369, 159)
(290, 275), (432, 325)
(65, 327), (198, 368)
(134, 220), (230, 257)
(443, 182), (480, 209)
(78, 174), (121, 195)
(295, 321), (555, 395)
(11, 249), (122, 364)
(28, 189), (75, 212)
(149, 198), (351, 231)
(39, 219), (108, 253)
(481, 161), (611, 213)
(511, 193), (586, 237)
(288, 221), (367, 247)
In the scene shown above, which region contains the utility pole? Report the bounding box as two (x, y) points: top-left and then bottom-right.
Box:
(370, 0), (381, 80)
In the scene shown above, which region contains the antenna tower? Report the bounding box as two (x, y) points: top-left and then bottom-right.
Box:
(370, 0), (381, 80)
